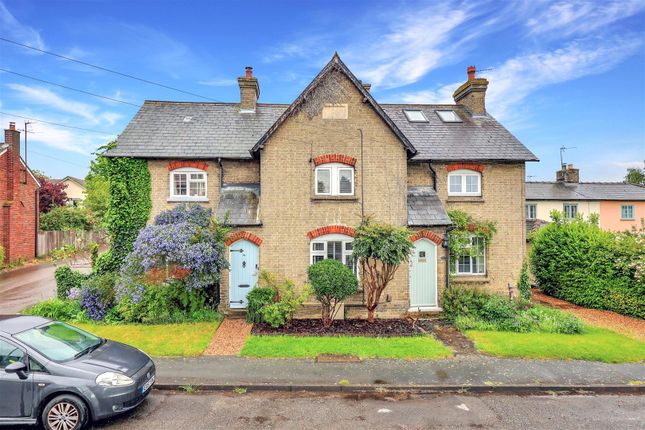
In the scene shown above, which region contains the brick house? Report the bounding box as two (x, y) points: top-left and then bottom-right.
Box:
(0, 122), (41, 264)
(105, 54), (537, 317)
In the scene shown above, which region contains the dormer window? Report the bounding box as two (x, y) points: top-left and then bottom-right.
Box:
(448, 169), (481, 196)
(315, 163), (354, 196)
(436, 110), (462, 123)
(403, 110), (428, 122)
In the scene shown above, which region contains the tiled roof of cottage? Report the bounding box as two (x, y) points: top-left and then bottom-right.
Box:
(526, 182), (645, 201)
(407, 187), (452, 227)
(215, 184), (261, 226)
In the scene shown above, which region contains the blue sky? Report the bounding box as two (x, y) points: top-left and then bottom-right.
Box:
(1, 0), (643, 181)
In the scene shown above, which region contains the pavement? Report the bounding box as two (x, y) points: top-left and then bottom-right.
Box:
(154, 355), (645, 393)
(0, 255), (91, 314)
(92, 392), (645, 429)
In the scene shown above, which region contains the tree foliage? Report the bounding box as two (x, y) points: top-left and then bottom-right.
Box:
(308, 259), (358, 327)
(352, 218), (414, 322)
(37, 176), (68, 213)
(625, 167), (645, 186)
(84, 147), (111, 224)
(40, 206), (95, 231)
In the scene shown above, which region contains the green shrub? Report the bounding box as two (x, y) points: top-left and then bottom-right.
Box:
(22, 299), (87, 322)
(517, 261), (531, 301)
(0, 245), (5, 267)
(530, 214), (644, 318)
(89, 242), (100, 269)
(54, 266), (85, 299)
(246, 287), (277, 324)
(40, 206), (94, 231)
(443, 286), (582, 334)
(308, 259), (359, 327)
(254, 271), (310, 328)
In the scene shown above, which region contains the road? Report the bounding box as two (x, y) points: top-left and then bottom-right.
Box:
(93, 391), (644, 429)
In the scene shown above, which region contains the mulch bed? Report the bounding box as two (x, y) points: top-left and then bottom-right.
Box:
(252, 319), (425, 337)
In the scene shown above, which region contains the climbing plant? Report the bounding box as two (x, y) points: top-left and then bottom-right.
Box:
(447, 209), (497, 260)
(95, 142), (151, 273)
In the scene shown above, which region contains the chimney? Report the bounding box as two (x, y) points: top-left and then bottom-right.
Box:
(4, 122), (21, 156)
(556, 164), (580, 183)
(453, 65), (489, 115)
(238, 66), (260, 112)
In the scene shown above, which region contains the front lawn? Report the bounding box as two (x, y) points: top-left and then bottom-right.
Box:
(466, 326), (645, 363)
(240, 335), (452, 359)
(71, 321), (220, 357)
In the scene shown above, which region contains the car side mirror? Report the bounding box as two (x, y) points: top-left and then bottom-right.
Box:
(5, 361), (28, 379)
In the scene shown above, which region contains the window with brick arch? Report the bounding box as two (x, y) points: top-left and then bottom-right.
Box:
(448, 169), (481, 196)
(169, 167), (207, 201)
(314, 163), (354, 196)
(310, 233), (357, 275)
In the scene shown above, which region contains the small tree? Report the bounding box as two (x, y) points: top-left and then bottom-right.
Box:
(38, 176), (68, 213)
(625, 166), (645, 186)
(352, 218), (414, 322)
(308, 259), (358, 327)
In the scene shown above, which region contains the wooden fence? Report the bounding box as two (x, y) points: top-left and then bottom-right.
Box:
(37, 230), (107, 257)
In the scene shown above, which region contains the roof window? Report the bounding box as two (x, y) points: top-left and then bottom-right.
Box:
(436, 110), (462, 123)
(403, 110), (428, 123)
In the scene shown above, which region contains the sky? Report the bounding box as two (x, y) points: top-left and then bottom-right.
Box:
(0, 0), (643, 181)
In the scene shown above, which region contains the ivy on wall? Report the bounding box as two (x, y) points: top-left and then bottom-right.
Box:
(447, 209), (497, 258)
(95, 146), (151, 273)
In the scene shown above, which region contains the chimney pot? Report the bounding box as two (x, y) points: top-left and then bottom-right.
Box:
(9, 122), (15, 130)
(467, 66), (476, 81)
(245, 66), (253, 78)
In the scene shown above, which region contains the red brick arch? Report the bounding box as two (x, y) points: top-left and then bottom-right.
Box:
(312, 153), (357, 167)
(307, 225), (356, 240)
(225, 231), (262, 246)
(446, 163), (485, 173)
(168, 161), (209, 171)
(410, 230), (443, 245)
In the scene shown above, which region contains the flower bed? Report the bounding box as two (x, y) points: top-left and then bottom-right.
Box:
(252, 319), (426, 337)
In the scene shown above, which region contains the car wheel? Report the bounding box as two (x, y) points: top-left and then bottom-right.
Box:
(41, 394), (89, 430)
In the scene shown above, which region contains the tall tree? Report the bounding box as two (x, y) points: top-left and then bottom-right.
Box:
(84, 144), (113, 224)
(625, 167), (645, 186)
(37, 176), (68, 213)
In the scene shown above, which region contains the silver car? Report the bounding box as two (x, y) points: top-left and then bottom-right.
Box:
(0, 315), (155, 430)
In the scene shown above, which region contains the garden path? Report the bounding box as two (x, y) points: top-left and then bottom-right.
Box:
(204, 318), (253, 355)
(532, 289), (645, 341)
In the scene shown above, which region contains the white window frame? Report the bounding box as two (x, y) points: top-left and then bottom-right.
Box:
(403, 109), (429, 122)
(310, 233), (357, 275)
(314, 163), (354, 196)
(436, 110), (462, 123)
(169, 167), (208, 201)
(453, 236), (486, 276)
(526, 203), (537, 220)
(621, 204), (635, 220)
(563, 203), (578, 219)
(447, 169), (481, 196)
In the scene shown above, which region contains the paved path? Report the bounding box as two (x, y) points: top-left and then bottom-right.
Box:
(154, 355), (645, 387)
(0, 256), (91, 314)
(204, 318), (253, 356)
(533, 289), (645, 341)
(94, 392), (645, 429)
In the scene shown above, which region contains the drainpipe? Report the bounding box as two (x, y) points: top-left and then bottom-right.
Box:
(428, 163), (437, 191)
(442, 225), (455, 291)
(217, 158), (224, 188)
(358, 128), (365, 218)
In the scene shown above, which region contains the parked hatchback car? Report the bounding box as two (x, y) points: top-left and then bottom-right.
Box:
(0, 315), (155, 429)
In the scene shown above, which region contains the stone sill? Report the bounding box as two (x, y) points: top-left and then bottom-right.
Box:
(446, 196), (484, 203)
(311, 196), (358, 202)
(452, 276), (490, 283)
(167, 198), (209, 203)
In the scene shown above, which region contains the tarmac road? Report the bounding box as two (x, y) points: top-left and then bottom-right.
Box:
(93, 390), (645, 429)
(0, 263), (57, 314)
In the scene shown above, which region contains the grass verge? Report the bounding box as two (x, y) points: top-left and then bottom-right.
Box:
(240, 335), (452, 359)
(70, 321), (221, 357)
(466, 326), (645, 363)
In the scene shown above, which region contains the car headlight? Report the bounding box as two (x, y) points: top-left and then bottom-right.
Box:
(96, 372), (135, 386)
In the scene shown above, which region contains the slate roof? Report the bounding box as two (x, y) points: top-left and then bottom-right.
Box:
(105, 102), (286, 159)
(407, 187), (452, 227)
(526, 182), (645, 201)
(53, 176), (86, 188)
(526, 218), (549, 239)
(215, 184), (261, 226)
(383, 104), (537, 161)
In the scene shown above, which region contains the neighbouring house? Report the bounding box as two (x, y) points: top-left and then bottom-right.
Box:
(526, 164), (645, 233)
(105, 54), (537, 317)
(52, 176), (86, 205)
(0, 122), (41, 264)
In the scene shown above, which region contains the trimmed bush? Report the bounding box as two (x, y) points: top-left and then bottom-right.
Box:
(443, 286), (582, 334)
(530, 214), (644, 318)
(54, 266), (85, 300)
(246, 287), (277, 324)
(308, 259), (358, 327)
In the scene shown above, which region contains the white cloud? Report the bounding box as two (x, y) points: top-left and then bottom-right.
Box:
(526, 0), (645, 37)
(0, 2), (45, 50)
(198, 78), (237, 87)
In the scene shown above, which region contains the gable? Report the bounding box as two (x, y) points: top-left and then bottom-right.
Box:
(250, 53), (416, 157)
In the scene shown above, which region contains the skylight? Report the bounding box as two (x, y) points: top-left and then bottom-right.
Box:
(403, 110), (428, 122)
(436, 110), (462, 123)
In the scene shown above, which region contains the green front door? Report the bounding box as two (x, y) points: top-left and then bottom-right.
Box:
(409, 239), (437, 308)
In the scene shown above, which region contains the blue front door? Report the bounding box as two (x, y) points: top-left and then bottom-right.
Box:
(409, 239), (437, 308)
(228, 240), (259, 309)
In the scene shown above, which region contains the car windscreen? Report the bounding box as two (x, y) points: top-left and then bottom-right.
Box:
(14, 322), (102, 362)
